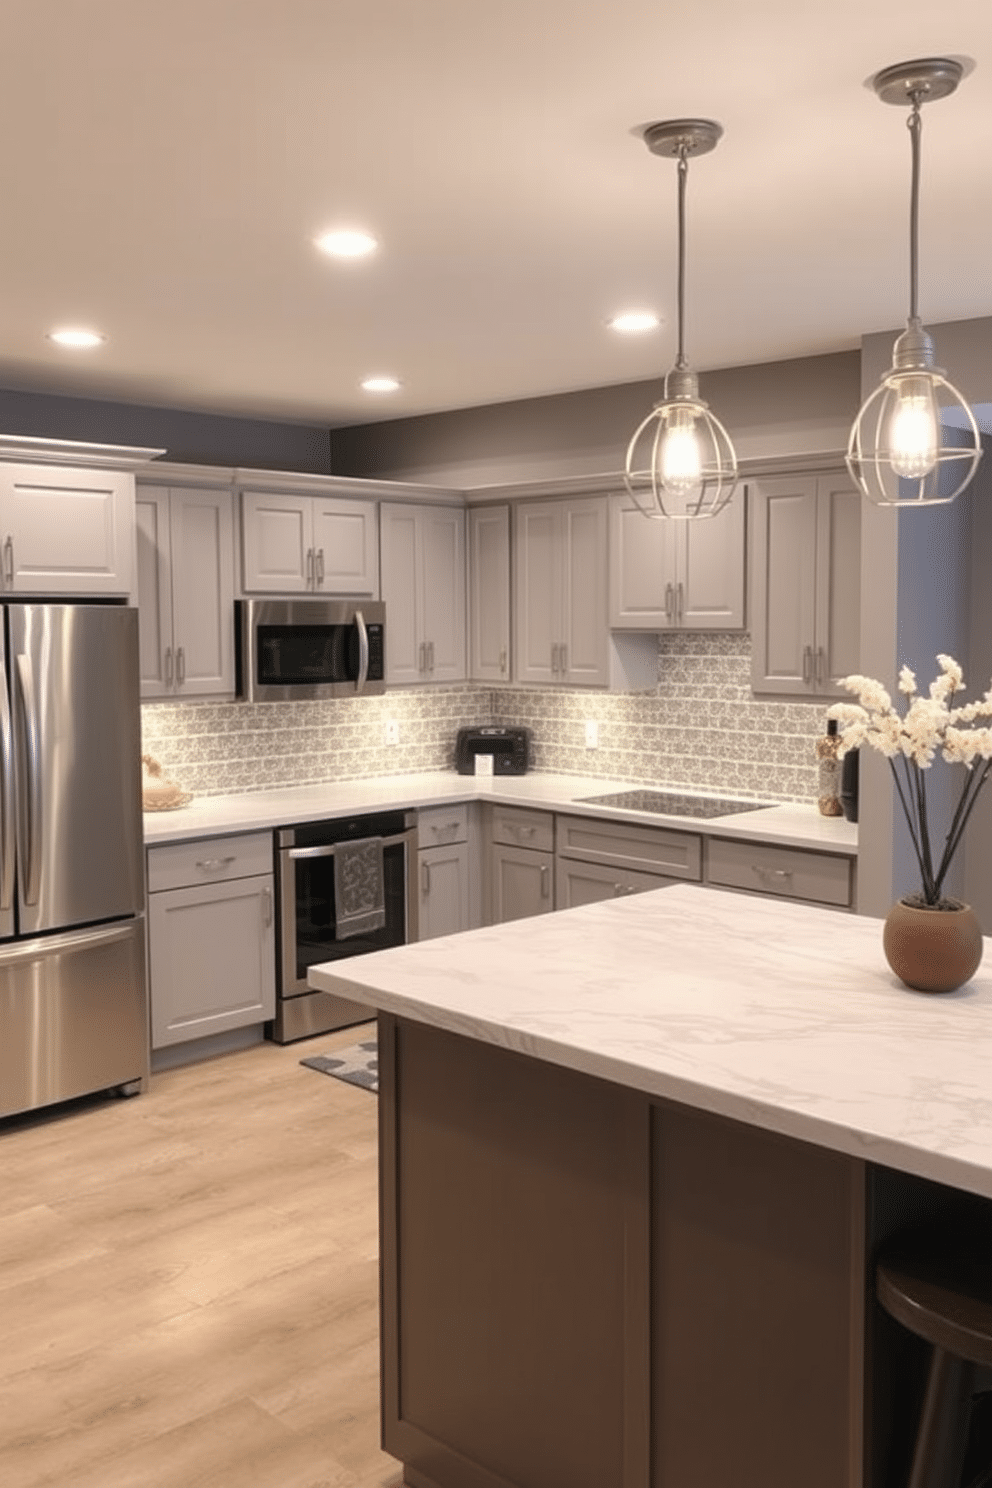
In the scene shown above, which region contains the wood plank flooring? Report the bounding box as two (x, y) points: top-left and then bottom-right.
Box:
(0, 1024), (404, 1488)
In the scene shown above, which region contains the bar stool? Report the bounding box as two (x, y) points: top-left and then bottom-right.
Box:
(876, 1224), (992, 1488)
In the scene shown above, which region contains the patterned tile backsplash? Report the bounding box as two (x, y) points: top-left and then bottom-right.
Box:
(141, 632), (830, 805)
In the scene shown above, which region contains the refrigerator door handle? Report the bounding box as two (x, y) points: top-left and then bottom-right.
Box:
(15, 652), (42, 907)
(0, 655), (13, 912)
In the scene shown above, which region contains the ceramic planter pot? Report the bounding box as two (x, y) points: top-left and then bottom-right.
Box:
(882, 897), (983, 994)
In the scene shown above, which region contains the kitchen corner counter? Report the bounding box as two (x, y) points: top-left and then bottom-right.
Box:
(142, 769), (857, 854)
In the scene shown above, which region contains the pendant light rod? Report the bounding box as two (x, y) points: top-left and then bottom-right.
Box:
(907, 99), (922, 325)
(675, 149), (688, 370)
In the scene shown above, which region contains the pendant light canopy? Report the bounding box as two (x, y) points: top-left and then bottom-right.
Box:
(847, 58), (981, 508)
(624, 120), (738, 521)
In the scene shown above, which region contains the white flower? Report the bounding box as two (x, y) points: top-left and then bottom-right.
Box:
(898, 666), (917, 696)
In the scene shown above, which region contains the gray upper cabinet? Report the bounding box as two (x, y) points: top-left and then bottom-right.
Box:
(515, 497), (609, 686)
(468, 504), (510, 682)
(749, 471), (861, 697)
(0, 462), (135, 596)
(136, 484), (235, 700)
(380, 502), (466, 684)
(241, 490), (379, 596)
(609, 491), (745, 630)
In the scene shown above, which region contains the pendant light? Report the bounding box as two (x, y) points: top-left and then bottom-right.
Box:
(847, 58), (981, 508)
(624, 119), (738, 521)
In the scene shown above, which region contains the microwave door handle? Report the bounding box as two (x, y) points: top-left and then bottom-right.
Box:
(15, 652), (41, 907)
(354, 609), (369, 694)
(0, 656), (13, 911)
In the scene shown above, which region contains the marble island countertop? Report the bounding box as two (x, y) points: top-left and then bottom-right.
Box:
(142, 769), (857, 854)
(309, 882), (992, 1200)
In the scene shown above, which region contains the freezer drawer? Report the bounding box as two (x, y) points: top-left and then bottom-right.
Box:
(0, 919), (148, 1119)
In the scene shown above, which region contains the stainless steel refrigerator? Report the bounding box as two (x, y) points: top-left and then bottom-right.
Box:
(0, 603), (147, 1119)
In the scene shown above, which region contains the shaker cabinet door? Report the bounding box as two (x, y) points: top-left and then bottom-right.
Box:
(0, 463), (134, 596)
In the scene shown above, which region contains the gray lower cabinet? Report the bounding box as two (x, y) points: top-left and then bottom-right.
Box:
(487, 805), (555, 924)
(555, 856), (682, 909)
(147, 832), (275, 1048)
(418, 804), (472, 941)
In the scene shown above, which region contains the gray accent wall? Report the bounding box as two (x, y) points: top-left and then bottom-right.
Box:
(857, 316), (992, 919)
(330, 351), (862, 487)
(0, 387), (333, 473)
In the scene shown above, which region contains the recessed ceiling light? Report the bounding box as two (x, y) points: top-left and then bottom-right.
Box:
(609, 311), (660, 334)
(47, 327), (106, 348)
(361, 376), (401, 394)
(315, 229), (378, 259)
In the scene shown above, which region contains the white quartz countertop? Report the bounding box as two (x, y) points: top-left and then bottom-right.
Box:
(308, 883), (992, 1200)
(143, 771), (857, 854)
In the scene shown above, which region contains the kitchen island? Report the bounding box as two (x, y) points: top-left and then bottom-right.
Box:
(309, 883), (992, 1488)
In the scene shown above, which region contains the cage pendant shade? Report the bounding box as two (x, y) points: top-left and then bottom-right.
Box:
(847, 58), (982, 508)
(624, 119), (738, 521)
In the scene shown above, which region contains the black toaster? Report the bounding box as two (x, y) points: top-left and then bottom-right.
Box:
(455, 726), (531, 776)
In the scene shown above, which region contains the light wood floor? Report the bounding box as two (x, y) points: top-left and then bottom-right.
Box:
(0, 1024), (405, 1488)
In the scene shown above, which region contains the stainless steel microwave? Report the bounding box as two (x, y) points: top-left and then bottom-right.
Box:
(235, 599), (386, 702)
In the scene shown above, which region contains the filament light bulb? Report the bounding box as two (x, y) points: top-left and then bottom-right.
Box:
(890, 384), (938, 480)
(660, 409), (703, 498)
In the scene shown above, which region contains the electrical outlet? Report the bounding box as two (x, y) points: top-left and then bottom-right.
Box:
(585, 719), (599, 749)
(385, 720), (399, 745)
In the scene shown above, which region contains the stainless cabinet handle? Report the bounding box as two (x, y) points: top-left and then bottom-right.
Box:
(613, 882), (623, 897)
(176, 646), (185, 685)
(196, 855), (237, 872)
(511, 823), (536, 839)
(677, 581), (684, 623)
(421, 861), (431, 895)
(316, 548), (325, 587)
(262, 886), (273, 927)
(428, 640), (435, 671)
(3, 536), (13, 588)
(499, 646), (507, 674)
(802, 645), (813, 684)
(15, 653), (41, 907)
(419, 641), (427, 673)
(752, 865), (794, 883)
(540, 864), (550, 898)
(665, 582), (674, 622)
(306, 547), (314, 588)
(164, 647), (174, 687)
(816, 646), (826, 686)
(559, 643), (567, 676)
(551, 643), (559, 674)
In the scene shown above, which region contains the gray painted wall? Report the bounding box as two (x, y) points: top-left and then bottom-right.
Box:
(330, 350), (861, 486)
(0, 386), (333, 473)
(856, 316), (992, 919)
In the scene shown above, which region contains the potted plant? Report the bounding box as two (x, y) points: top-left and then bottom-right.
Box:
(829, 655), (992, 993)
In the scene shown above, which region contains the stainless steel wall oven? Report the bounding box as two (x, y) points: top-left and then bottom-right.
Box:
(270, 809), (418, 1043)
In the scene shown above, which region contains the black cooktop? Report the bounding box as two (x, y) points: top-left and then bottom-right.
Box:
(577, 789), (768, 820)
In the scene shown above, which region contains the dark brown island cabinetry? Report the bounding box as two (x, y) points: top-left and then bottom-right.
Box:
(376, 1015), (961, 1488)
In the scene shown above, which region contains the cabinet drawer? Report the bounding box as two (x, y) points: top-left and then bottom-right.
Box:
(489, 805), (554, 853)
(706, 838), (852, 908)
(418, 802), (469, 847)
(148, 832), (273, 893)
(556, 813), (702, 881)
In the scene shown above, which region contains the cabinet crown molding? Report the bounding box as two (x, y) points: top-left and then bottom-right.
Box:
(234, 466), (464, 504)
(0, 434), (166, 470)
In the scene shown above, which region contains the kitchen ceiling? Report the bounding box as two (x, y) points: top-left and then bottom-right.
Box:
(2, 0), (990, 428)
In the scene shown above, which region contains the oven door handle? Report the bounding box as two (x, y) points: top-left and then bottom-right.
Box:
(354, 609), (369, 694)
(287, 829), (413, 861)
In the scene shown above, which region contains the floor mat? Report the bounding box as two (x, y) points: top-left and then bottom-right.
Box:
(300, 1039), (378, 1093)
